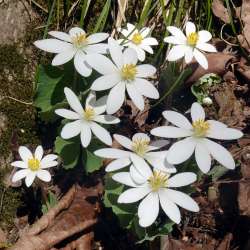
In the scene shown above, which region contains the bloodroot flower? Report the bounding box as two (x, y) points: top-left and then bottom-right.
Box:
(151, 102), (243, 173)
(164, 21), (217, 69)
(11, 145), (58, 187)
(55, 88), (120, 148)
(34, 27), (109, 77)
(113, 166), (199, 227)
(118, 23), (158, 61)
(86, 38), (159, 114)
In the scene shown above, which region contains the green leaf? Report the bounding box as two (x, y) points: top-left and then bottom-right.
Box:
(55, 136), (80, 169)
(83, 149), (103, 173)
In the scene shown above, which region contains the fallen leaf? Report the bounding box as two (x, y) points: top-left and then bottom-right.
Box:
(238, 182), (250, 216)
(212, 0), (230, 23)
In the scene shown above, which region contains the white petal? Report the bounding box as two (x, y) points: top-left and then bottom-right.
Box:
(91, 74), (121, 91)
(185, 21), (196, 36)
(158, 189), (181, 224)
(207, 120), (227, 128)
(34, 39), (72, 53)
(106, 82), (126, 114)
(108, 37), (123, 69)
(123, 48), (138, 65)
(198, 30), (212, 43)
(168, 172), (197, 187)
(164, 189), (199, 212)
(196, 42), (217, 52)
(12, 169), (29, 182)
(85, 91), (96, 108)
(118, 27), (130, 37)
(64, 87), (83, 114)
(138, 192), (159, 227)
(87, 33), (109, 44)
(48, 31), (71, 42)
(92, 95), (108, 115)
(142, 37), (158, 46)
(11, 161), (27, 169)
(55, 109), (79, 120)
(207, 126), (243, 140)
(184, 47), (194, 63)
(203, 139), (235, 169)
(40, 154), (58, 165)
(37, 170), (51, 182)
(130, 154), (152, 180)
(134, 78), (159, 99)
(131, 45), (145, 61)
(148, 140), (169, 151)
(114, 134), (132, 150)
(126, 83), (144, 111)
(151, 126), (193, 138)
(191, 102), (205, 121)
(35, 146), (44, 161)
(52, 49), (76, 66)
(25, 171), (36, 187)
(94, 148), (130, 159)
(84, 43), (108, 54)
(136, 64), (156, 78)
(69, 27), (86, 37)
(74, 51), (92, 77)
(112, 172), (138, 187)
(140, 44), (154, 54)
(40, 160), (58, 169)
(127, 23), (136, 33)
(167, 26), (186, 41)
(94, 115), (120, 124)
(19, 146), (33, 162)
(86, 54), (117, 75)
(80, 123), (92, 147)
(105, 158), (131, 172)
(140, 27), (151, 38)
(195, 142), (211, 173)
(164, 36), (185, 45)
(193, 49), (208, 69)
(130, 165), (147, 184)
(167, 45), (186, 61)
(167, 137), (196, 164)
(118, 187), (150, 203)
(132, 133), (150, 142)
(90, 122), (112, 146)
(61, 120), (81, 139)
(163, 111), (192, 129)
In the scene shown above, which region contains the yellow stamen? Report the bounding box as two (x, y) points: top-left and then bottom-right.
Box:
(131, 33), (143, 45)
(72, 33), (88, 48)
(148, 171), (169, 192)
(121, 64), (137, 81)
(192, 119), (210, 137)
(187, 32), (198, 46)
(28, 158), (40, 171)
(83, 107), (95, 121)
(131, 138), (150, 156)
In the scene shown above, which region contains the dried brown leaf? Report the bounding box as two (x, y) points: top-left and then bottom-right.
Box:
(212, 0), (230, 23)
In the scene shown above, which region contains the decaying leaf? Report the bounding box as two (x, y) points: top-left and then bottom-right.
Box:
(212, 0), (230, 23)
(186, 53), (236, 85)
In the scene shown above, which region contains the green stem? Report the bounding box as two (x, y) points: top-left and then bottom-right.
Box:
(43, 0), (56, 38)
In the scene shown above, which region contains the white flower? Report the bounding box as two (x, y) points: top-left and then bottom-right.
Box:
(151, 102), (243, 173)
(164, 21), (217, 69)
(34, 27), (109, 77)
(11, 145), (58, 187)
(202, 97), (213, 105)
(95, 133), (176, 184)
(86, 37), (159, 114)
(112, 166), (199, 227)
(118, 23), (158, 61)
(55, 88), (120, 147)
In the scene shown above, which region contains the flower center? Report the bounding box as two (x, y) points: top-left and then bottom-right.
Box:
(83, 107), (95, 121)
(131, 138), (150, 157)
(148, 171), (169, 192)
(121, 64), (137, 81)
(192, 119), (210, 137)
(72, 33), (88, 48)
(28, 158), (40, 171)
(187, 32), (198, 46)
(131, 33), (143, 45)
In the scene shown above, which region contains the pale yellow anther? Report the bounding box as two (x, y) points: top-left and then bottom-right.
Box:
(72, 33), (88, 48)
(148, 171), (169, 192)
(131, 33), (143, 45)
(192, 119), (210, 137)
(83, 107), (95, 121)
(121, 64), (137, 81)
(187, 32), (199, 46)
(131, 138), (149, 157)
(28, 158), (40, 171)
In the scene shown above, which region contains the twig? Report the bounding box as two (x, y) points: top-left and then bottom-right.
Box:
(1, 96), (33, 105)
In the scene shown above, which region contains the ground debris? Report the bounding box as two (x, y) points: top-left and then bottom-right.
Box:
(212, 0), (230, 24)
